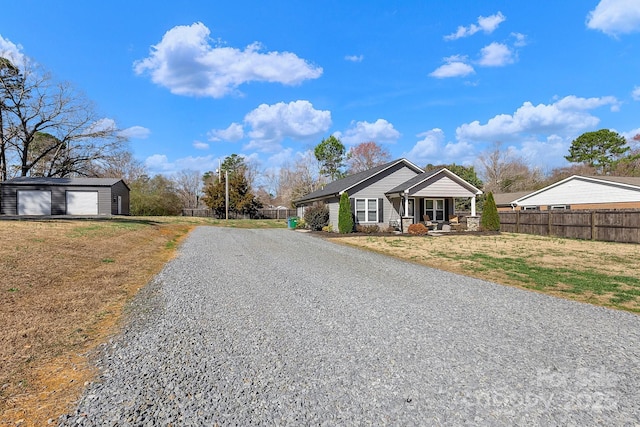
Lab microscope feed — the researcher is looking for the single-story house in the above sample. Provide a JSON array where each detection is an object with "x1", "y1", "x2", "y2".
[
  {"x1": 295, "y1": 158, "x2": 482, "y2": 231},
  {"x1": 0, "y1": 177, "x2": 130, "y2": 216},
  {"x1": 501, "y1": 175, "x2": 640, "y2": 211}
]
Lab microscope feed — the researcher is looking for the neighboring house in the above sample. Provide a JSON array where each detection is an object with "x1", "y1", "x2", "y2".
[
  {"x1": 507, "y1": 175, "x2": 640, "y2": 211},
  {"x1": 0, "y1": 177, "x2": 130, "y2": 216},
  {"x1": 494, "y1": 191, "x2": 535, "y2": 211},
  {"x1": 295, "y1": 158, "x2": 482, "y2": 231}
]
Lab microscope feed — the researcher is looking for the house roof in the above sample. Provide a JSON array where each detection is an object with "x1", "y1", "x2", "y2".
[
  {"x1": 2, "y1": 177, "x2": 127, "y2": 188},
  {"x1": 513, "y1": 175, "x2": 640, "y2": 205},
  {"x1": 385, "y1": 168, "x2": 483, "y2": 196},
  {"x1": 493, "y1": 191, "x2": 533, "y2": 207},
  {"x1": 295, "y1": 158, "x2": 423, "y2": 203}
]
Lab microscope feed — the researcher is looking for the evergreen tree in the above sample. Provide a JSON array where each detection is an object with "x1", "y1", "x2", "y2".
[
  {"x1": 314, "y1": 136, "x2": 346, "y2": 181},
  {"x1": 338, "y1": 192, "x2": 354, "y2": 233},
  {"x1": 481, "y1": 192, "x2": 500, "y2": 232},
  {"x1": 565, "y1": 129, "x2": 630, "y2": 174}
]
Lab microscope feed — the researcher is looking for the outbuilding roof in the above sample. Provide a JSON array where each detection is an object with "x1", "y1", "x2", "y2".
[{"x1": 2, "y1": 177, "x2": 128, "y2": 188}]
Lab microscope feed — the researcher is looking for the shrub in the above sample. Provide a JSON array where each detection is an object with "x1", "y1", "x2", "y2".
[
  {"x1": 338, "y1": 192, "x2": 354, "y2": 234},
  {"x1": 408, "y1": 223, "x2": 429, "y2": 235},
  {"x1": 356, "y1": 224, "x2": 380, "y2": 234},
  {"x1": 481, "y1": 192, "x2": 501, "y2": 231},
  {"x1": 303, "y1": 204, "x2": 329, "y2": 231},
  {"x1": 322, "y1": 224, "x2": 333, "y2": 232}
]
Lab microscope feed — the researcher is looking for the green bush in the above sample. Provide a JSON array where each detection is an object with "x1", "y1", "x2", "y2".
[
  {"x1": 338, "y1": 192, "x2": 354, "y2": 234},
  {"x1": 481, "y1": 192, "x2": 501, "y2": 231},
  {"x1": 304, "y1": 204, "x2": 329, "y2": 231}
]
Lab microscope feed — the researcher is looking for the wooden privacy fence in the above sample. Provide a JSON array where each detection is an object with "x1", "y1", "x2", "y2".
[
  {"x1": 499, "y1": 210, "x2": 640, "y2": 244},
  {"x1": 181, "y1": 208, "x2": 296, "y2": 219}
]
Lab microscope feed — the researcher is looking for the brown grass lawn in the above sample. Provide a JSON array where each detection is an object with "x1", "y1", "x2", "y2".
[
  {"x1": 331, "y1": 232, "x2": 640, "y2": 313},
  {"x1": 0, "y1": 216, "x2": 269, "y2": 426},
  {"x1": 1, "y1": 219, "x2": 638, "y2": 425}
]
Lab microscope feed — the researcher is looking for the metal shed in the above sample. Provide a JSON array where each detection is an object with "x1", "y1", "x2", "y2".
[{"x1": 0, "y1": 177, "x2": 130, "y2": 216}]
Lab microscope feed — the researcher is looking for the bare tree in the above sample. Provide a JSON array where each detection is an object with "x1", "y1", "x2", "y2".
[
  {"x1": 346, "y1": 141, "x2": 391, "y2": 173},
  {"x1": 0, "y1": 56, "x2": 126, "y2": 178},
  {"x1": 278, "y1": 153, "x2": 327, "y2": 207},
  {"x1": 173, "y1": 169, "x2": 202, "y2": 209},
  {"x1": 478, "y1": 142, "x2": 543, "y2": 193},
  {"x1": 96, "y1": 150, "x2": 147, "y2": 183}
]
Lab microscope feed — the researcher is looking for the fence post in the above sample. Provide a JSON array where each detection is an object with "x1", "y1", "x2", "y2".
[
  {"x1": 516, "y1": 210, "x2": 520, "y2": 233},
  {"x1": 547, "y1": 210, "x2": 552, "y2": 236},
  {"x1": 591, "y1": 211, "x2": 596, "y2": 240}
]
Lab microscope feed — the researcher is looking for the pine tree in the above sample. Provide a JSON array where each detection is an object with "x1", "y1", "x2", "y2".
[
  {"x1": 481, "y1": 192, "x2": 500, "y2": 232},
  {"x1": 338, "y1": 192, "x2": 353, "y2": 233}
]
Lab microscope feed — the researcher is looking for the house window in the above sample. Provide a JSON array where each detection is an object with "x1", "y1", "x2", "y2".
[
  {"x1": 425, "y1": 199, "x2": 445, "y2": 221},
  {"x1": 522, "y1": 206, "x2": 539, "y2": 211},
  {"x1": 355, "y1": 198, "x2": 378, "y2": 222},
  {"x1": 550, "y1": 205, "x2": 570, "y2": 210}
]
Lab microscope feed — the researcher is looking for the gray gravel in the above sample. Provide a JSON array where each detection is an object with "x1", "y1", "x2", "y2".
[{"x1": 59, "y1": 227, "x2": 640, "y2": 426}]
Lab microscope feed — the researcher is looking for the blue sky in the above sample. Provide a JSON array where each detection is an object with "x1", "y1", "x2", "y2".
[{"x1": 1, "y1": 0, "x2": 640, "y2": 179}]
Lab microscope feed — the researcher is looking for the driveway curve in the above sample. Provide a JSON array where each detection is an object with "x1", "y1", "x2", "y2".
[{"x1": 60, "y1": 227, "x2": 640, "y2": 426}]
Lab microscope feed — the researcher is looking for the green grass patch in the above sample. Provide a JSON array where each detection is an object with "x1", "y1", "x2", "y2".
[{"x1": 467, "y1": 252, "x2": 640, "y2": 309}]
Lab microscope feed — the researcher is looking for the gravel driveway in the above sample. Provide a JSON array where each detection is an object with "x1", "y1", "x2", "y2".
[{"x1": 60, "y1": 227, "x2": 640, "y2": 426}]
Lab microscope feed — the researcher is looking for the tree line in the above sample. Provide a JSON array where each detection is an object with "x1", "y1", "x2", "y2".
[{"x1": 2, "y1": 52, "x2": 638, "y2": 216}]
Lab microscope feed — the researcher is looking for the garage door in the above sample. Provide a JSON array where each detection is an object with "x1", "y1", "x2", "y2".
[
  {"x1": 17, "y1": 190, "x2": 52, "y2": 215},
  {"x1": 66, "y1": 191, "x2": 98, "y2": 215}
]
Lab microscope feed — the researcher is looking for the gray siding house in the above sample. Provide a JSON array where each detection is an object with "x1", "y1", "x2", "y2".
[
  {"x1": 295, "y1": 158, "x2": 482, "y2": 231},
  {"x1": 1, "y1": 177, "x2": 130, "y2": 216}
]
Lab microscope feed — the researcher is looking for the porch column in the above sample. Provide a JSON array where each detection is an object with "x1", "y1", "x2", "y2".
[
  {"x1": 404, "y1": 192, "x2": 409, "y2": 216},
  {"x1": 471, "y1": 195, "x2": 477, "y2": 217}
]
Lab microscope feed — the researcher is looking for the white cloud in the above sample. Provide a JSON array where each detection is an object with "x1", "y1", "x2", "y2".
[
  {"x1": 632, "y1": 86, "x2": 640, "y2": 100},
  {"x1": 430, "y1": 55, "x2": 475, "y2": 78},
  {"x1": 456, "y1": 95, "x2": 619, "y2": 143},
  {"x1": 477, "y1": 42, "x2": 514, "y2": 67},
  {"x1": 118, "y1": 126, "x2": 151, "y2": 139},
  {"x1": 88, "y1": 118, "x2": 117, "y2": 133},
  {"x1": 244, "y1": 100, "x2": 331, "y2": 152},
  {"x1": 208, "y1": 122, "x2": 244, "y2": 142},
  {"x1": 405, "y1": 129, "x2": 477, "y2": 166},
  {"x1": 193, "y1": 140, "x2": 209, "y2": 150},
  {"x1": 0, "y1": 35, "x2": 26, "y2": 69},
  {"x1": 587, "y1": 0, "x2": 640, "y2": 36},
  {"x1": 345, "y1": 54, "x2": 364, "y2": 62},
  {"x1": 144, "y1": 153, "x2": 221, "y2": 175},
  {"x1": 133, "y1": 22, "x2": 322, "y2": 98},
  {"x1": 444, "y1": 11, "x2": 506, "y2": 40},
  {"x1": 406, "y1": 129, "x2": 444, "y2": 163},
  {"x1": 511, "y1": 32, "x2": 527, "y2": 47},
  {"x1": 334, "y1": 119, "x2": 401, "y2": 145},
  {"x1": 144, "y1": 154, "x2": 173, "y2": 172}
]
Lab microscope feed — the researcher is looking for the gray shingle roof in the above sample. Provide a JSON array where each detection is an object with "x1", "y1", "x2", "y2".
[
  {"x1": 295, "y1": 158, "x2": 423, "y2": 203},
  {"x1": 493, "y1": 191, "x2": 534, "y2": 206},
  {"x1": 2, "y1": 177, "x2": 125, "y2": 187},
  {"x1": 583, "y1": 175, "x2": 640, "y2": 188}
]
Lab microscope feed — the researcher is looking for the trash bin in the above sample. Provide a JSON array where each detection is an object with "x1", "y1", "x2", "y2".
[{"x1": 287, "y1": 216, "x2": 299, "y2": 229}]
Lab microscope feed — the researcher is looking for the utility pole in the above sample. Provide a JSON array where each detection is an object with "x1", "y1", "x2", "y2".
[{"x1": 225, "y1": 169, "x2": 229, "y2": 221}]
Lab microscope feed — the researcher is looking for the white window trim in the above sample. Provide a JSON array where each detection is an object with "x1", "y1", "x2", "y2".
[
  {"x1": 355, "y1": 198, "x2": 379, "y2": 223},
  {"x1": 424, "y1": 198, "x2": 445, "y2": 221},
  {"x1": 550, "y1": 205, "x2": 569, "y2": 210}
]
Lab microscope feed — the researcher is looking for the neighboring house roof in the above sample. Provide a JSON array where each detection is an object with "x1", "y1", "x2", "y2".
[
  {"x1": 295, "y1": 158, "x2": 423, "y2": 203},
  {"x1": 2, "y1": 177, "x2": 127, "y2": 188},
  {"x1": 513, "y1": 175, "x2": 640, "y2": 206},
  {"x1": 385, "y1": 168, "x2": 482, "y2": 196},
  {"x1": 493, "y1": 191, "x2": 533, "y2": 207}
]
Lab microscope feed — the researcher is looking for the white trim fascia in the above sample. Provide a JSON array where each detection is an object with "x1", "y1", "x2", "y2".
[
  {"x1": 512, "y1": 175, "x2": 640, "y2": 205},
  {"x1": 405, "y1": 168, "x2": 483, "y2": 195}
]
